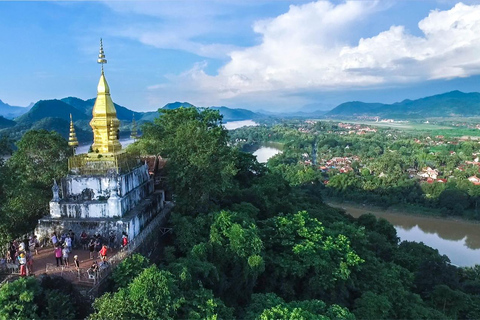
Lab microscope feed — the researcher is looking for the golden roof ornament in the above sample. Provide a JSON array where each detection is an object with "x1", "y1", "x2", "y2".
[
  {"x1": 98, "y1": 38, "x2": 107, "y2": 73},
  {"x1": 68, "y1": 113, "x2": 79, "y2": 150},
  {"x1": 89, "y1": 38, "x2": 122, "y2": 154}
]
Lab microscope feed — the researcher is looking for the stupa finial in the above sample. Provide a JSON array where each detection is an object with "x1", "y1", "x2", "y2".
[{"x1": 98, "y1": 38, "x2": 107, "y2": 74}]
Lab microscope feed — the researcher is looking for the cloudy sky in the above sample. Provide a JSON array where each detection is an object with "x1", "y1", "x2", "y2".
[{"x1": 0, "y1": 0, "x2": 480, "y2": 112}]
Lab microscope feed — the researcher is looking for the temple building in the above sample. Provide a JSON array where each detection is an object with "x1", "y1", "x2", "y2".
[{"x1": 35, "y1": 40, "x2": 165, "y2": 243}]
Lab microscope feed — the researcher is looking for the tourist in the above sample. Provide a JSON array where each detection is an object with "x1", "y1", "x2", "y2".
[
  {"x1": 54, "y1": 245, "x2": 63, "y2": 267},
  {"x1": 60, "y1": 233, "x2": 66, "y2": 245},
  {"x1": 65, "y1": 235, "x2": 72, "y2": 253},
  {"x1": 108, "y1": 232, "x2": 116, "y2": 250},
  {"x1": 73, "y1": 255, "x2": 80, "y2": 270},
  {"x1": 69, "y1": 229, "x2": 76, "y2": 248},
  {"x1": 23, "y1": 236, "x2": 29, "y2": 253},
  {"x1": 26, "y1": 251, "x2": 33, "y2": 276},
  {"x1": 62, "y1": 244, "x2": 69, "y2": 267},
  {"x1": 18, "y1": 253, "x2": 27, "y2": 276},
  {"x1": 121, "y1": 233, "x2": 128, "y2": 248},
  {"x1": 94, "y1": 237, "x2": 102, "y2": 253},
  {"x1": 8, "y1": 242, "x2": 16, "y2": 264},
  {"x1": 51, "y1": 232, "x2": 58, "y2": 247},
  {"x1": 99, "y1": 245, "x2": 108, "y2": 262},
  {"x1": 87, "y1": 260, "x2": 99, "y2": 280},
  {"x1": 88, "y1": 239, "x2": 95, "y2": 259},
  {"x1": 80, "y1": 231, "x2": 88, "y2": 250},
  {"x1": 29, "y1": 236, "x2": 36, "y2": 254},
  {"x1": 33, "y1": 235, "x2": 40, "y2": 255}
]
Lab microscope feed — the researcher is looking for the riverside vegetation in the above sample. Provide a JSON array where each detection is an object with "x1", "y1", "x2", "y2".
[
  {"x1": 1, "y1": 108, "x2": 480, "y2": 319},
  {"x1": 230, "y1": 120, "x2": 480, "y2": 219}
]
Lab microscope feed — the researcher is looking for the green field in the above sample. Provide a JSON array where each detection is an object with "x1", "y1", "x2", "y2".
[{"x1": 321, "y1": 119, "x2": 480, "y2": 137}]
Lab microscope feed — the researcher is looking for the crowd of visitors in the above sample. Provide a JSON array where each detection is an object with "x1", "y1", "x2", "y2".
[
  {"x1": 3, "y1": 236, "x2": 39, "y2": 276},
  {"x1": 2, "y1": 230, "x2": 129, "y2": 279}
]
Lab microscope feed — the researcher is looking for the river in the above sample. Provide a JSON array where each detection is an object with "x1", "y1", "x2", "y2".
[
  {"x1": 327, "y1": 202, "x2": 480, "y2": 267},
  {"x1": 223, "y1": 120, "x2": 258, "y2": 130},
  {"x1": 76, "y1": 138, "x2": 135, "y2": 154},
  {"x1": 253, "y1": 144, "x2": 282, "y2": 163},
  {"x1": 224, "y1": 120, "x2": 282, "y2": 163}
]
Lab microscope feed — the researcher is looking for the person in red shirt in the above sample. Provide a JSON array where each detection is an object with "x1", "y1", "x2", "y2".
[
  {"x1": 54, "y1": 245, "x2": 63, "y2": 267},
  {"x1": 99, "y1": 245, "x2": 108, "y2": 262}
]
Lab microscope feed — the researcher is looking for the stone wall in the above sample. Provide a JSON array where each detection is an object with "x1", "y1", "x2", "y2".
[
  {"x1": 51, "y1": 164, "x2": 155, "y2": 219},
  {"x1": 62, "y1": 164, "x2": 150, "y2": 201},
  {"x1": 36, "y1": 190, "x2": 165, "y2": 247}
]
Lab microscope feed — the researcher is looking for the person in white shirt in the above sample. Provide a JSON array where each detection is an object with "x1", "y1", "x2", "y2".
[
  {"x1": 65, "y1": 236, "x2": 72, "y2": 252},
  {"x1": 51, "y1": 233, "x2": 58, "y2": 247}
]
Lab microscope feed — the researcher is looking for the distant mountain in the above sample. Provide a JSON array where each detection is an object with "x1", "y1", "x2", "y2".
[
  {"x1": 0, "y1": 100, "x2": 31, "y2": 119},
  {"x1": 0, "y1": 116, "x2": 16, "y2": 129},
  {"x1": 211, "y1": 106, "x2": 259, "y2": 121},
  {"x1": 62, "y1": 97, "x2": 145, "y2": 122},
  {"x1": 300, "y1": 102, "x2": 333, "y2": 113},
  {"x1": 16, "y1": 100, "x2": 89, "y2": 124},
  {"x1": 161, "y1": 102, "x2": 266, "y2": 121},
  {"x1": 30, "y1": 117, "x2": 91, "y2": 142},
  {"x1": 326, "y1": 91, "x2": 480, "y2": 118},
  {"x1": 326, "y1": 101, "x2": 386, "y2": 117},
  {"x1": 61, "y1": 97, "x2": 93, "y2": 113},
  {"x1": 162, "y1": 102, "x2": 195, "y2": 110}
]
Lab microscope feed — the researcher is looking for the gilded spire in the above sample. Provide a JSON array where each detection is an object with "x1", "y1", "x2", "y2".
[
  {"x1": 98, "y1": 38, "x2": 107, "y2": 74},
  {"x1": 130, "y1": 113, "x2": 138, "y2": 141},
  {"x1": 90, "y1": 39, "x2": 122, "y2": 154},
  {"x1": 68, "y1": 114, "x2": 79, "y2": 151}
]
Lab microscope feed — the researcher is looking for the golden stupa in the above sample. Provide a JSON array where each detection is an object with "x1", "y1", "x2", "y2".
[
  {"x1": 68, "y1": 39, "x2": 138, "y2": 175},
  {"x1": 90, "y1": 39, "x2": 122, "y2": 154}
]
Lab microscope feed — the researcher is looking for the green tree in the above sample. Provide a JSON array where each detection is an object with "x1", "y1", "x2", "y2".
[
  {"x1": 244, "y1": 293, "x2": 354, "y2": 320},
  {"x1": 261, "y1": 211, "x2": 363, "y2": 299},
  {"x1": 6, "y1": 129, "x2": 69, "y2": 188},
  {"x1": 0, "y1": 277, "x2": 41, "y2": 320},
  {"x1": 0, "y1": 276, "x2": 79, "y2": 320},
  {"x1": 353, "y1": 291, "x2": 392, "y2": 320},
  {"x1": 0, "y1": 130, "x2": 69, "y2": 242},
  {"x1": 90, "y1": 265, "x2": 232, "y2": 320},
  {"x1": 143, "y1": 107, "x2": 237, "y2": 212},
  {"x1": 111, "y1": 253, "x2": 151, "y2": 290}
]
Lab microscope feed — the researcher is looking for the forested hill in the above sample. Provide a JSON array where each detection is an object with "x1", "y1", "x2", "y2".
[
  {"x1": 0, "y1": 99, "x2": 31, "y2": 119},
  {"x1": 0, "y1": 97, "x2": 268, "y2": 145},
  {"x1": 162, "y1": 102, "x2": 265, "y2": 121},
  {"x1": 326, "y1": 90, "x2": 480, "y2": 118},
  {"x1": 7, "y1": 98, "x2": 264, "y2": 127},
  {"x1": 0, "y1": 116, "x2": 15, "y2": 129}
]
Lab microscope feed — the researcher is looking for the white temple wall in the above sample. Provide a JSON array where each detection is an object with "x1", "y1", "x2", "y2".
[
  {"x1": 62, "y1": 165, "x2": 150, "y2": 201},
  {"x1": 37, "y1": 190, "x2": 165, "y2": 246}
]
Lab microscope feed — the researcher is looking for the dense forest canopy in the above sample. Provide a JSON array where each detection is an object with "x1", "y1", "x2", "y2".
[{"x1": 1, "y1": 109, "x2": 480, "y2": 319}]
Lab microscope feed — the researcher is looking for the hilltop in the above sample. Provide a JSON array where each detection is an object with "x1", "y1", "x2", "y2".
[
  {"x1": 326, "y1": 91, "x2": 480, "y2": 118},
  {"x1": 0, "y1": 97, "x2": 267, "y2": 144},
  {"x1": 0, "y1": 99, "x2": 31, "y2": 119}
]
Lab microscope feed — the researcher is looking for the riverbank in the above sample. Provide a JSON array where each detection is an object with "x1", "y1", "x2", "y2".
[
  {"x1": 326, "y1": 199, "x2": 480, "y2": 267},
  {"x1": 324, "y1": 198, "x2": 480, "y2": 224},
  {"x1": 325, "y1": 197, "x2": 480, "y2": 224}
]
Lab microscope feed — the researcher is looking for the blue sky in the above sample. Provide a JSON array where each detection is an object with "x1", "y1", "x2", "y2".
[{"x1": 0, "y1": 0, "x2": 479, "y2": 112}]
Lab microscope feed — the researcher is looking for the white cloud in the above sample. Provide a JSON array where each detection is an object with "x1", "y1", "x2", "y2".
[
  {"x1": 102, "y1": 1, "x2": 250, "y2": 59},
  {"x1": 147, "y1": 1, "x2": 480, "y2": 110}
]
